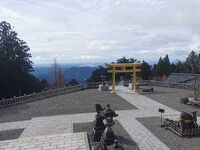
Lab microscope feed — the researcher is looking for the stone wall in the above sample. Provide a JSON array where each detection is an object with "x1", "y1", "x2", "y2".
[
  {"x1": 138, "y1": 80, "x2": 194, "y2": 90},
  {"x1": 0, "y1": 82, "x2": 99, "y2": 108}
]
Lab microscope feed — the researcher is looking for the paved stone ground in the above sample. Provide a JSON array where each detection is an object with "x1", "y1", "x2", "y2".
[
  {"x1": 0, "y1": 129, "x2": 24, "y2": 141},
  {"x1": 0, "y1": 132, "x2": 89, "y2": 150},
  {"x1": 139, "y1": 86, "x2": 200, "y2": 116},
  {"x1": 20, "y1": 112, "x2": 95, "y2": 138},
  {"x1": 0, "y1": 121, "x2": 29, "y2": 132},
  {"x1": 138, "y1": 116, "x2": 200, "y2": 150},
  {"x1": 73, "y1": 121, "x2": 139, "y2": 150},
  {"x1": 1, "y1": 86, "x2": 200, "y2": 150},
  {"x1": 19, "y1": 110, "x2": 132, "y2": 138},
  {"x1": 0, "y1": 89, "x2": 136, "y2": 123}
]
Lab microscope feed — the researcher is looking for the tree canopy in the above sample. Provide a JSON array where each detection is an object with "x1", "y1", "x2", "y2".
[
  {"x1": 140, "y1": 61, "x2": 151, "y2": 80},
  {"x1": 0, "y1": 21, "x2": 46, "y2": 99},
  {"x1": 88, "y1": 57, "x2": 152, "y2": 82},
  {"x1": 88, "y1": 66, "x2": 109, "y2": 82},
  {"x1": 185, "y1": 51, "x2": 200, "y2": 74},
  {"x1": 88, "y1": 52, "x2": 200, "y2": 82},
  {"x1": 69, "y1": 79, "x2": 79, "y2": 86}
]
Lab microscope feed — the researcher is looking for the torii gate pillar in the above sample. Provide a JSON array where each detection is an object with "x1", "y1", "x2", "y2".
[
  {"x1": 112, "y1": 67, "x2": 115, "y2": 93},
  {"x1": 133, "y1": 66, "x2": 136, "y2": 92}
]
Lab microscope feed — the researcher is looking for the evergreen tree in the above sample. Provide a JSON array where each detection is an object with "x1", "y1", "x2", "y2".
[
  {"x1": 185, "y1": 51, "x2": 200, "y2": 74},
  {"x1": 156, "y1": 57, "x2": 164, "y2": 76},
  {"x1": 162, "y1": 54, "x2": 171, "y2": 76},
  {"x1": 116, "y1": 57, "x2": 137, "y2": 80},
  {"x1": 153, "y1": 54, "x2": 171, "y2": 77},
  {"x1": 117, "y1": 57, "x2": 130, "y2": 63},
  {"x1": 140, "y1": 61, "x2": 151, "y2": 80},
  {"x1": 69, "y1": 79, "x2": 78, "y2": 86},
  {"x1": 171, "y1": 61, "x2": 185, "y2": 73},
  {"x1": 40, "y1": 79, "x2": 48, "y2": 90},
  {"x1": 170, "y1": 63, "x2": 176, "y2": 73},
  {"x1": 0, "y1": 21, "x2": 37, "y2": 98},
  {"x1": 88, "y1": 66, "x2": 109, "y2": 82},
  {"x1": 151, "y1": 64, "x2": 157, "y2": 77}
]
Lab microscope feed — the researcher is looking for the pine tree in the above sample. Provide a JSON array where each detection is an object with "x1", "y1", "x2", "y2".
[
  {"x1": 151, "y1": 64, "x2": 157, "y2": 77},
  {"x1": 156, "y1": 57, "x2": 164, "y2": 76},
  {"x1": 69, "y1": 79, "x2": 78, "y2": 86},
  {"x1": 140, "y1": 61, "x2": 151, "y2": 80},
  {"x1": 163, "y1": 54, "x2": 171, "y2": 76},
  {"x1": 89, "y1": 66, "x2": 109, "y2": 82}
]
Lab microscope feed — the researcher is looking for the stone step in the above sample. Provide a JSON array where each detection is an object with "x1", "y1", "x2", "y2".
[{"x1": 0, "y1": 132, "x2": 90, "y2": 150}]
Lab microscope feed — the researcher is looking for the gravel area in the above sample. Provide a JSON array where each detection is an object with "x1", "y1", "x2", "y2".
[
  {"x1": 137, "y1": 116, "x2": 200, "y2": 150},
  {"x1": 139, "y1": 86, "x2": 200, "y2": 116},
  {"x1": 73, "y1": 121, "x2": 139, "y2": 150},
  {"x1": 0, "y1": 129, "x2": 24, "y2": 141},
  {"x1": 0, "y1": 89, "x2": 136, "y2": 123}
]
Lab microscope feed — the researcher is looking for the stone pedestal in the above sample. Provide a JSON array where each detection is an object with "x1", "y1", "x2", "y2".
[
  {"x1": 128, "y1": 83, "x2": 132, "y2": 90},
  {"x1": 100, "y1": 126, "x2": 116, "y2": 146},
  {"x1": 100, "y1": 118, "x2": 116, "y2": 147},
  {"x1": 99, "y1": 84, "x2": 109, "y2": 91},
  {"x1": 128, "y1": 83, "x2": 139, "y2": 90}
]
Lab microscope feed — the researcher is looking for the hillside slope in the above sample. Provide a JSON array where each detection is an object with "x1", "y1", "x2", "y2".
[{"x1": 64, "y1": 67, "x2": 95, "y2": 83}]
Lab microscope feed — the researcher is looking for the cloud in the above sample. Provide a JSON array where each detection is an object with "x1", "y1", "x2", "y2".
[
  {"x1": 1, "y1": 0, "x2": 200, "y2": 64},
  {"x1": 31, "y1": 53, "x2": 109, "y2": 64},
  {"x1": 0, "y1": 6, "x2": 22, "y2": 19},
  {"x1": 73, "y1": 55, "x2": 105, "y2": 60}
]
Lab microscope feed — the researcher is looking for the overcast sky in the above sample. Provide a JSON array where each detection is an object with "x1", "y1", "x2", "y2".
[{"x1": 1, "y1": 0, "x2": 200, "y2": 64}]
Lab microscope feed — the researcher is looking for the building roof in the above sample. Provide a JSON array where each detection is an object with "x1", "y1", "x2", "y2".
[{"x1": 165, "y1": 73, "x2": 200, "y2": 85}]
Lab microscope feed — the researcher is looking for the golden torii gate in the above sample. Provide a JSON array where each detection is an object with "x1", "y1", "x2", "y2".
[{"x1": 106, "y1": 62, "x2": 143, "y2": 93}]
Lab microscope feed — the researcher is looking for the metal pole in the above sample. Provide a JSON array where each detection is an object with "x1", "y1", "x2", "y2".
[
  {"x1": 112, "y1": 67, "x2": 115, "y2": 93},
  {"x1": 54, "y1": 59, "x2": 57, "y2": 89}
]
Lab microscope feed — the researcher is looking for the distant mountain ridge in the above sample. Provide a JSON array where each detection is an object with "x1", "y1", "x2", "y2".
[
  {"x1": 32, "y1": 66, "x2": 95, "y2": 84},
  {"x1": 64, "y1": 67, "x2": 95, "y2": 83}
]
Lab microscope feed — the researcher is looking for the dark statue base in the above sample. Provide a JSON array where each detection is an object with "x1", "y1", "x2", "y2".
[
  {"x1": 93, "y1": 115, "x2": 106, "y2": 142},
  {"x1": 100, "y1": 127, "x2": 116, "y2": 146},
  {"x1": 100, "y1": 117, "x2": 117, "y2": 148}
]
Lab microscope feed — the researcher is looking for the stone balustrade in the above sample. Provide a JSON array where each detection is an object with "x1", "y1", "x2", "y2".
[
  {"x1": 0, "y1": 82, "x2": 99, "y2": 108},
  {"x1": 138, "y1": 80, "x2": 195, "y2": 89}
]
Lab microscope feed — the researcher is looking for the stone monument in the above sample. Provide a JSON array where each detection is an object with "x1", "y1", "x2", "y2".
[
  {"x1": 93, "y1": 104, "x2": 118, "y2": 143},
  {"x1": 92, "y1": 104, "x2": 124, "y2": 150}
]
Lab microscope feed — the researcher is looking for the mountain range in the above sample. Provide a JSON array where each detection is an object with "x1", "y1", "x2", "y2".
[
  {"x1": 64, "y1": 67, "x2": 95, "y2": 83},
  {"x1": 31, "y1": 65, "x2": 96, "y2": 84}
]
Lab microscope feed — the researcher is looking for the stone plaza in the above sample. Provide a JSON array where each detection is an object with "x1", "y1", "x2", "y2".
[{"x1": 0, "y1": 86, "x2": 200, "y2": 150}]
